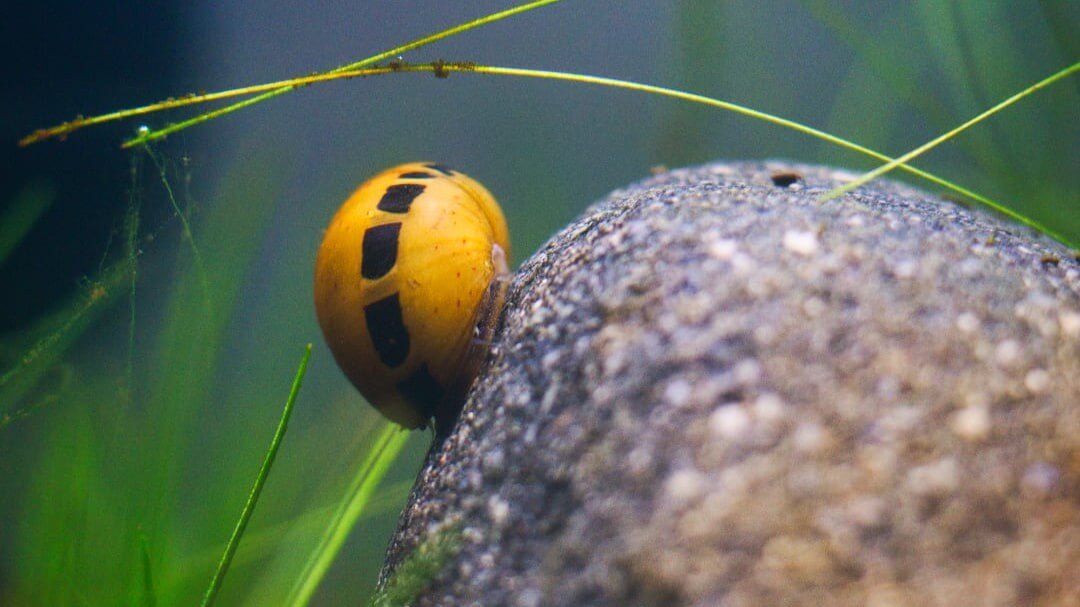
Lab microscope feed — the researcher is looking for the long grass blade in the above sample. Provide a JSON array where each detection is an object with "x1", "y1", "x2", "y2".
[
  {"x1": 0, "y1": 257, "x2": 133, "y2": 424},
  {"x1": 329, "y1": 63, "x2": 1038, "y2": 233},
  {"x1": 18, "y1": 0, "x2": 564, "y2": 147},
  {"x1": 285, "y1": 423, "x2": 411, "y2": 607},
  {"x1": 24, "y1": 61, "x2": 985, "y2": 211},
  {"x1": 200, "y1": 344, "x2": 313, "y2": 607},
  {"x1": 137, "y1": 530, "x2": 158, "y2": 607},
  {"x1": 19, "y1": 53, "x2": 1075, "y2": 247},
  {"x1": 0, "y1": 183, "x2": 55, "y2": 266},
  {"x1": 821, "y1": 62, "x2": 1079, "y2": 247}
]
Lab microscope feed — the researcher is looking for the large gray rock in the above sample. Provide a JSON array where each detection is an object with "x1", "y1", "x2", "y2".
[{"x1": 379, "y1": 161, "x2": 1080, "y2": 606}]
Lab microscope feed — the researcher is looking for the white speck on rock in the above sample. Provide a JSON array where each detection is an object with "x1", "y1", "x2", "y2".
[
  {"x1": 733, "y1": 359, "x2": 762, "y2": 385},
  {"x1": 516, "y1": 589, "x2": 542, "y2": 607},
  {"x1": 731, "y1": 252, "x2": 757, "y2": 276},
  {"x1": 955, "y1": 312, "x2": 979, "y2": 333},
  {"x1": 461, "y1": 525, "x2": 483, "y2": 544},
  {"x1": 792, "y1": 421, "x2": 831, "y2": 454},
  {"x1": 1060, "y1": 311, "x2": 1080, "y2": 337},
  {"x1": 905, "y1": 458, "x2": 960, "y2": 496},
  {"x1": 802, "y1": 296, "x2": 827, "y2": 318},
  {"x1": 993, "y1": 339, "x2": 1021, "y2": 367},
  {"x1": 950, "y1": 406, "x2": 991, "y2": 441},
  {"x1": 753, "y1": 393, "x2": 787, "y2": 422},
  {"x1": 665, "y1": 468, "x2": 707, "y2": 505},
  {"x1": 846, "y1": 496, "x2": 886, "y2": 529},
  {"x1": 876, "y1": 404, "x2": 923, "y2": 438},
  {"x1": 626, "y1": 447, "x2": 653, "y2": 480},
  {"x1": 709, "y1": 404, "x2": 751, "y2": 439},
  {"x1": 1024, "y1": 368, "x2": 1051, "y2": 394},
  {"x1": 754, "y1": 323, "x2": 779, "y2": 346},
  {"x1": 893, "y1": 259, "x2": 918, "y2": 279},
  {"x1": 664, "y1": 378, "x2": 693, "y2": 407},
  {"x1": 875, "y1": 375, "x2": 903, "y2": 400},
  {"x1": 541, "y1": 350, "x2": 560, "y2": 370},
  {"x1": 956, "y1": 257, "x2": 984, "y2": 277},
  {"x1": 783, "y1": 229, "x2": 819, "y2": 256},
  {"x1": 708, "y1": 238, "x2": 739, "y2": 260},
  {"x1": 488, "y1": 495, "x2": 510, "y2": 527},
  {"x1": 483, "y1": 448, "x2": 506, "y2": 476}
]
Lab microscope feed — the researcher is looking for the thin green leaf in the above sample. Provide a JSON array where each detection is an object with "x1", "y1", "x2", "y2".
[
  {"x1": 0, "y1": 182, "x2": 55, "y2": 266},
  {"x1": 119, "y1": 0, "x2": 564, "y2": 148},
  {"x1": 822, "y1": 62, "x2": 1080, "y2": 248},
  {"x1": 285, "y1": 423, "x2": 411, "y2": 607},
  {"x1": 0, "y1": 257, "x2": 133, "y2": 424},
  {"x1": 137, "y1": 530, "x2": 157, "y2": 607},
  {"x1": 200, "y1": 344, "x2": 313, "y2": 607}
]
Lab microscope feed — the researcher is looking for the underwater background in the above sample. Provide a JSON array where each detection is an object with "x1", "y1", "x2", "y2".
[{"x1": 2, "y1": 1, "x2": 1076, "y2": 604}]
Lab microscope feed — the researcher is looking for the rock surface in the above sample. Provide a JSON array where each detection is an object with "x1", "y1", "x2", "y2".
[{"x1": 380, "y1": 161, "x2": 1080, "y2": 606}]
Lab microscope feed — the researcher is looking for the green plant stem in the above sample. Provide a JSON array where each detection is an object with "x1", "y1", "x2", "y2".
[
  {"x1": 285, "y1": 423, "x2": 411, "y2": 607},
  {"x1": 821, "y1": 62, "x2": 1079, "y2": 246},
  {"x1": 377, "y1": 63, "x2": 1035, "y2": 235},
  {"x1": 351, "y1": 62, "x2": 1077, "y2": 246},
  {"x1": 200, "y1": 344, "x2": 313, "y2": 607},
  {"x1": 103, "y1": 59, "x2": 1071, "y2": 243},
  {"x1": 117, "y1": 0, "x2": 563, "y2": 148},
  {"x1": 0, "y1": 258, "x2": 133, "y2": 418},
  {"x1": 22, "y1": 30, "x2": 1074, "y2": 245},
  {"x1": 120, "y1": 61, "x2": 996, "y2": 212}
]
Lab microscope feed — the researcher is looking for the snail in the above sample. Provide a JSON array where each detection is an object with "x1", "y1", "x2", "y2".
[{"x1": 314, "y1": 163, "x2": 510, "y2": 434}]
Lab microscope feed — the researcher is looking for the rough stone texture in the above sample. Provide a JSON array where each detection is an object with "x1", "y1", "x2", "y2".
[{"x1": 380, "y1": 161, "x2": 1080, "y2": 606}]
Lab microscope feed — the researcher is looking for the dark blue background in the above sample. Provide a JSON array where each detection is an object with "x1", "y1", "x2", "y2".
[{"x1": 1, "y1": 2, "x2": 190, "y2": 333}]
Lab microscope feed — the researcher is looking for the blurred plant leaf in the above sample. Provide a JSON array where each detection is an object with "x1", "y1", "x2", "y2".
[
  {"x1": 0, "y1": 256, "x2": 133, "y2": 427},
  {"x1": 0, "y1": 182, "x2": 55, "y2": 266}
]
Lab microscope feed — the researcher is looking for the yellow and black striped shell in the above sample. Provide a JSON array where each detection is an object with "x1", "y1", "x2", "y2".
[{"x1": 314, "y1": 162, "x2": 510, "y2": 431}]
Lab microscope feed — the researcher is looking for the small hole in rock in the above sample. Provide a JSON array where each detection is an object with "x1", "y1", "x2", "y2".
[{"x1": 770, "y1": 171, "x2": 802, "y2": 188}]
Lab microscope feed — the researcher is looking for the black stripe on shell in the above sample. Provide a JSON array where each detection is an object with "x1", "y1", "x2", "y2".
[
  {"x1": 364, "y1": 293, "x2": 410, "y2": 367},
  {"x1": 423, "y1": 163, "x2": 455, "y2": 176},
  {"x1": 377, "y1": 184, "x2": 426, "y2": 213},
  {"x1": 361, "y1": 222, "x2": 402, "y2": 280}
]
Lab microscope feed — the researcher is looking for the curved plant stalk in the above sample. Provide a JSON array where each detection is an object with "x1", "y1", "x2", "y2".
[
  {"x1": 18, "y1": 0, "x2": 564, "y2": 148},
  {"x1": 0, "y1": 257, "x2": 134, "y2": 422},
  {"x1": 200, "y1": 344, "x2": 313, "y2": 607},
  {"x1": 17, "y1": 2, "x2": 1075, "y2": 243},
  {"x1": 285, "y1": 423, "x2": 411, "y2": 607},
  {"x1": 822, "y1": 62, "x2": 1079, "y2": 247},
  {"x1": 33, "y1": 59, "x2": 1065, "y2": 245}
]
